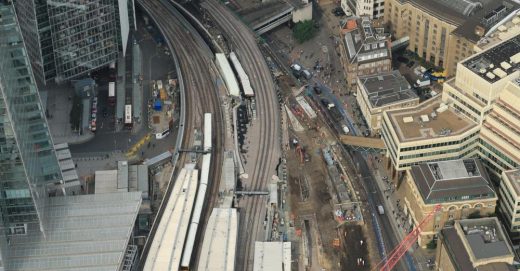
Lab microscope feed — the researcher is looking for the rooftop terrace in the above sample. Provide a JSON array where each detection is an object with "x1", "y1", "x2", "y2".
[
  {"x1": 386, "y1": 97, "x2": 478, "y2": 143},
  {"x1": 358, "y1": 70, "x2": 418, "y2": 108},
  {"x1": 463, "y1": 35, "x2": 520, "y2": 82}
]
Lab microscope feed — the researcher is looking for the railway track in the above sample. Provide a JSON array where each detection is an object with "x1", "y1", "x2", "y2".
[
  {"x1": 137, "y1": 0, "x2": 224, "y2": 268},
  {"x1": 201, "y1": 1, "x2": 281, "y2": 270}
]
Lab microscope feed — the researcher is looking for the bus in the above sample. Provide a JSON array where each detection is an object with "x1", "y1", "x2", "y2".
[
  {"x1": 124, "y1": 104, "x2": 132, "y2": 129},
  {"x1": 108, "y1": 82, "x2": 116, "y2": 106}
]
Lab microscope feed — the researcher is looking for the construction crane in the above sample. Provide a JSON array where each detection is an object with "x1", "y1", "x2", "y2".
[{"x1": 374, "y1": 204, "x2": 442, "y2": 271}]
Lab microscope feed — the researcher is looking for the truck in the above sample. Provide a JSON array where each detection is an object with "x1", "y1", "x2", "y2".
[
  {"x1": 415, "y1": 79, "x2": 431, "y2": 88},
  {"x1": 377, "y1": 205, "x2": 385, "y2": 215}
]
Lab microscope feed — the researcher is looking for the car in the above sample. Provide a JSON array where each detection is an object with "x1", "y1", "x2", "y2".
[
  {"x1": 396, "y1": 56, "x2": 409, "y2": 63},
  {"x1": 313, "y1": 84, "x2": 322, "y2": 95},
  {"x1": 320, "y1": 99, "x2": 330, "y2": 107},
  {"x1": 334, "y1": 10, "x2": 345, "y2": 16}
]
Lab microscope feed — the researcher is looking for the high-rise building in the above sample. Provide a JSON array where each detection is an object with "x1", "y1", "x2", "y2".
[
  {"x1": 499, "y1": 169, "x2": 520, "y2": 241},
  {"x1": 0, "y1": 2, "x2": 63, "y2": 232},
  {"x1": 381, "y1": 34, "x2": 520, "y2": 181},
  {"x1": 384, "y1": 0, "x2": 519, "y2": 76},
  {"x1": 13, "y1": 0, "x2": 133, "y2": 83}
]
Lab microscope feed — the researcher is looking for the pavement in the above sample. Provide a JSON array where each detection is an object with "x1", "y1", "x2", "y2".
[{"x1": 44, "y1": 83, "x2": 95, "y2": 145}]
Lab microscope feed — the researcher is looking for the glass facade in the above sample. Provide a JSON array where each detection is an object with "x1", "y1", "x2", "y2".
[
  {"x1": 47, "y1": 0, "x2": 119, "y2": 81},
  {"x1": 0, "y1": 4, "x2": 62, "y2": 231},
  {"x1": 13, "y1": 0, "x2": 122, "y2": 83}
]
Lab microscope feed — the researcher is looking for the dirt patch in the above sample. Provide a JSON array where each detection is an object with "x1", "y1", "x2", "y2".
[{"x1": 340, "y1": 224, "x2": 371, "y2": 270}]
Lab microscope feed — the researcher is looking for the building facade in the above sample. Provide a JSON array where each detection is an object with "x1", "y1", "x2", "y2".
[
  {"x1": 400, "y1": 159, "x2": 497, "y2": 247},
  {"x1": 0, "y1": 3, "x2": 63, "y2": 233},
  {"x1": 342, "y1": 0, "x2": 385, "y2": 19},
  {"x1": 338, "y1": 17, "x2": 392, "y2": 87},
  {"x1": 356, "y1": 70, "x2": 418, "y2": 134},
  {"x1": 498, "y1": 169, "x2": 520, "y2": 240},
  {"x1": 384, "y1": 0, "x2": 519, "y2": 76},
  {"x1": 382, "y1": 34, "x2": 520, "y2": 181},
  {"x1": 13, "y1": 0, "x2": 133, "y2": 83}
]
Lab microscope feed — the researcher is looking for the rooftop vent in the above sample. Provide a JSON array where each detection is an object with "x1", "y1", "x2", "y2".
[
  {"x1": 500, "y1": 61, "x2": 512, "y2": 70},
  {"x1": 403, "y1": 116, "x2": 414, "y2": 123},
  {"x1": 420, "y1": 115, "x2": 430, "y2": 122},
  {"x1": 493, "y1": 68, "x2": 507, "y2": 78},
  {"x1": 437, "y1": 104, "x2": 448, "y2": 113},
  {"x1": 479, "y1": 68, "x2": 487, "y2": 74},
  {"x1": 486, "y1": 72, "x2": 496, "y2": 79}
]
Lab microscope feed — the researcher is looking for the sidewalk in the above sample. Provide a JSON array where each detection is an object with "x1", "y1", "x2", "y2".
[{"x1": 44, "y1": 83, "x2": 95, "y2": 145}]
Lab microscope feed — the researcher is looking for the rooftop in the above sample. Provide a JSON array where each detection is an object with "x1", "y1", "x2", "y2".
[
  {"x1": 6, "y1": 192, "x2": 142, "y2": 271},
  {"x1": 386, "y1": 97, "x2": 478, "y2": 143},
  {"x1": 342, "y1": 17, "x2": 391, "y2": 64},
  {"x1": 441, "y1": 218, "x2": 514, "y2": 270},
  {"x1": 198, "y1": 208, "x2": 238, "y2": 271},
  {"x1": 475, "y1": 11, "x2": 520, "y2": 51},
  {"x1": 399, "y1": 0, "x2": 519, "y2": 42},
  {"x1": 358, "y1": 70, "x2": 418, "y2": 108},
  {"x1": 463, "y1": 34, "x2": 520, "y2": 82},
  {"x1": 410, "y1": 158, "x2": 496, "y2": 203},
  {"x1": 503, "y1": 169, "x2": 520, "y2": 196},
  {"x1": 253, "y1": 242, "x2": 291, "y2": 271}
]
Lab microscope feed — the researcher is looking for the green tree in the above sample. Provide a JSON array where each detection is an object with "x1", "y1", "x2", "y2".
[{"x1": 293, "y1": 20, "x2": 315, "y2": 43}]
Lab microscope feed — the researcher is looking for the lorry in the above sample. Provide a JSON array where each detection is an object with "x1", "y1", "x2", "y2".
[
  {"x1": 291, "y1": 64, "x2": 302, "y2": 77},
  {"x1": 377, "y1": 205, "x2": 385, "y2": 215},
  {"x1": 415, "y1": 78, "x2": 431, "y2": 88}
]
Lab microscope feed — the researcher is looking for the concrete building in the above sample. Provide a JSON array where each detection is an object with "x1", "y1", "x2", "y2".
[
  {"x1": 342, "y1": 0, "x2": 385, "y2": 19},
  {"x1": 384, "y1": 0, "x2": 519, "y2": 76},
  {"x1": 339, "y1": 17, "x2": 392, "y2": 87},
  {"x1": 400, "y1": 158, "x2": 497, "y2": 247},
  {"x1": 443, "y1": 35, "x2": 520, "y2": 178},
  {"x1": 356, "y1": 70, "x2": 418, "y2": 134},
  {"x1": 382, "y1": 34, "x2": 520, "y2": 181},
  {"x1": 436, "y1": 217, "x2": 515, "y2": 271},
  {"x1": 498, "y1": 169, "x2": 520, "y2": 241},
  {"x1": 382, "y1": 96, "x2": 480, "y2": 177},
  {"x1": 13, "y1": 0, "x2": 134, "y2": 83}
]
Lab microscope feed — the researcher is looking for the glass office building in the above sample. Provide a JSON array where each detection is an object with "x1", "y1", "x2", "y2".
[{"x1": 0, "y1": 3, "x2": 62, "y2": 233}]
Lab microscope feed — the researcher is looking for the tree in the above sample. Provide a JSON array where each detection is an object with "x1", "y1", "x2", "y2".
[{"x1": 293, "y1": 20, "x2": 315, "y2": 44}]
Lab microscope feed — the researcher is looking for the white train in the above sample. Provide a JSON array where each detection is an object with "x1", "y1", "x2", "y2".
[
  {"x1": 181, "y1": 113, "x2": 212, "y2": 270},
  {"x1": 229, "y1": 51, "x2": 254, "y2": 97}
]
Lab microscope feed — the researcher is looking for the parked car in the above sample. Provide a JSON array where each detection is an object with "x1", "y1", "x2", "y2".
[{"x1": 313, "y1": 84, "x2": 322, "y2": 95}]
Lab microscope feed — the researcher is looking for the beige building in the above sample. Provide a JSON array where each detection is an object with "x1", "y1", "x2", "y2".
[
  {"x1": 499, "y1": 169, "x2": 520, "y2": 241},
  {"x1": 382, "y1": 34, "x2": 520, "y2": 181},
  {"x1": 384, "y1": 0, "x2": 519, "y2": 76},
  {"x1": 356, "y1": 70, "x2": 418, "y2": 134},
  {"x1": 436, "y1": 217, "x2": 515, "y2": 271},
  {"x1": 400, "y1": 158, "x2": 496, "y2": 247},
  {"x1": 342, "y1": 0, "x2": 385, "y2": 19},
  {"x1": 338, "y1": 17, "x2": 392, "y2": 87}
]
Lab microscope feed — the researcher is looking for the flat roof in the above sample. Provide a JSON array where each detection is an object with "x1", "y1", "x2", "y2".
[
  {"x1": 253, "y1": 242, "x2": 291, "y2": 271},
  {"x1": 143, "y1": 167, "x2": 199, "y2": 271},
  {"x1": 410, "y1": 158, "x2": 495, "y2": 203},
  {"x1": 504, "y1": 169, "x2": 520, "y2": 196},
  {"x1": 463, "y1": 35, "x2": 520, "y2": 83},
  {"x1": 441, "y1": 218, "x2": 513, "y2": 270},
  {"x1": 6, "y1": 192, "x2": 142, "y2": 271},
  {"x1": 476, "y1": 12, "x2": 520, "y2": 51},
  {"x1": 358, "y1": 70, "x2": 418, "y2": 108},
  {"x1": 197, "y1": 208, "x2": 238, "y2": 271},
  {"x1": 386, "y1": 97, "x2": 478, "y2": 143},
  {"x1": 238, "y1": 0, "x2": 293, "y2": 28}
]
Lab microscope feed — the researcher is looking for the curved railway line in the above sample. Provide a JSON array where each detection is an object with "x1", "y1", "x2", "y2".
[
  {"x1": 202, "y1": 1, "x2": 281, "y2": 269},
  {"x1": 137, "y1": 0, "x2": 224, "y2": 268}
]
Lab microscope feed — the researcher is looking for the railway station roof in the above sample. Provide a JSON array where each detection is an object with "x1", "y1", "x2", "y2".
[
  {"x1": 253, "y1": 242, "x2": 291, "y2": 271},
  {"x1": 5, "y1": 192, "x2": 142, "y2": 271},
  {"x1": 197, "y1": 208, "x2": 238, "y2": 271}
]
